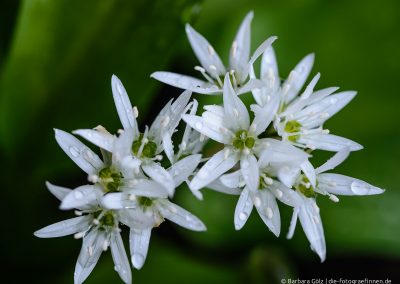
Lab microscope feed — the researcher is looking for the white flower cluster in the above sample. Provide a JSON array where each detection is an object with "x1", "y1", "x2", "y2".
[{"x1": 35, "y1": 11, "x2": 384, "y2": 284}]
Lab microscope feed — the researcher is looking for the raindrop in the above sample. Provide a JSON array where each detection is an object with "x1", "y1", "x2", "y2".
[
  {"x1": 185, "y1": 215, "x2": 193, "y2": 222},
  {"x1": 350, "y1": 181, "x2": 367, "y2": 195},
  {"x1": 114, "y1": 265, "x2": 120, "y2": 272},
  {"x1": 195, "y1": 122, "x2": 203, "y2": 130},
  {"x1": 266, "y1": 207, "x2": 273, "y2": 219},
  {"x1": 330, "y1": 97, "x2": 337, "y2": 104},
  {"x1": 74, "y1": 191, "x2": 84, "y2": 199},
  {"x1": 254, "y1": 197, "x2": 261, "y2": 207},
  {"x1": 131, "y1": 254, "x2": 144, "y2": 269},
  {"x1": 239, "y1": 212, "x2": 248, "y2": 221},
  {"x1": 69, "y1": 146, "x2": 80, "y2": 157}
]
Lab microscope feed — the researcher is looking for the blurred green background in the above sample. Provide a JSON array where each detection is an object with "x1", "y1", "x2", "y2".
[{"x1": 1, "y1": 0, "x2": 399, "y2": 283}]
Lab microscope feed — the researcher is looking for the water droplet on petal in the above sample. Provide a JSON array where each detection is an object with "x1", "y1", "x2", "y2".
[
  {"x1": 350, "y1": 181, "x2": 367, "y2": 195},
  {"x1": 74, "y1": 190, "x2": 84, "y2": 199},
  {"x1": 330, "y1": 97, "x2": 337, "y2": 104},
  {"x1": 185, "y1": 215, "x2": 193, "y2": 222},
  {"x1": 195, "y1": 122, "x2": 203, "y2": 130},
  {"x1": 114, "y1": 265, "x2": 120, "y2": 272},
  {"x1": 239, "y1": 212, "x2": 248, "y2": 221},
  {"x1": 266, "y1": 207, "x2": 273, "y2": 219},
  {"x1": 131, "y1": 253, "x2": 144, "y2": 269},
  {"x1": 254, "y1": 197, "x2": 261, "y2": 207},
  {"x1": 69, "y1": 146, "x2": 80, "y2": 157}
]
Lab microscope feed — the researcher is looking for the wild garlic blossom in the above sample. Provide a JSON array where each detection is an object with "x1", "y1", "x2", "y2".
[
  {"x1": 36, "y1": 10, "x2": 385, "y2": 283},
  {"x1": 151, "y1": 11, "x2": 277, "y2": 95}
]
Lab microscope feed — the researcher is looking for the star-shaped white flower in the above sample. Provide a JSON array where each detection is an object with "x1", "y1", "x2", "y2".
[
  {"x1": 151, "y1": 11, "x2": 277, "y2": 95},
  {"x1": 183, "y1": 73, "x2": 280, "y2": 192},
  {"x1": 34, "y1": 182, "x2": 133, "y2": 284},
  {"x1": 251, "y1": 46, "x2": 362, "y2": 152},
  {"x1": 74, "y1": 75, "x2": 193, "y2": 196},
  {"x1": 285, "y1": 148, "x2": 384, "y2": 261}
]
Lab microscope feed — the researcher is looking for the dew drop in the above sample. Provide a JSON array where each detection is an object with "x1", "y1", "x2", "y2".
[
  {"x1": 330, "y1": 97, "x2": 337, "y2": 104},
  {"x1": 254, "y1": 197, "x2": 261, "y2": 207},
  {"x1": 131, "y1": 254, "x2": 144, "y2": 269},
  {"x1": 74, "y1": 190, "x2": 84, "y2": 199},
  {"x1": 185, "y1": 215, "x2": 193, "y2": 222},
  {"x1": 69, "y1": 146, "x2": 80, "y2": 157},
  {"x1": 350, "y1": 181, "x2": 367, "y2": 195},
  {"x1": 114, "y1": 265, "x2": 121, "y2": 272},
  {"x1": 266, "y1": 207, "x2": 273, "y2": 219},
  {"x1": 239, "y1": 212, "x2": 248, "y2": 221},
  {"x1": 195, "y1": 122, "x2": 203, "y2": 130}
]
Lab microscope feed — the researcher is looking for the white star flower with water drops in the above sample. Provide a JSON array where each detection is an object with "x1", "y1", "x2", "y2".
[
  {"x1": 285, "y1": 148, "x2": 384, "y2": 261},
  {"x1": 251, "y1": 46, "x2": 363, "y2": 152},
  {"x1": 151, "y1": 12, "x2": 277, "y2": 95}
]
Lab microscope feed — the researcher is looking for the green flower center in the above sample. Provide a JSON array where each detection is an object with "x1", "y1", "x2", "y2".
[
  {"x1": 132, "y1": 133, "x2": 157, "y2": 158},
  {"x1": 232, "y1": 130, "x2": 255, "y2": 150},
  {"x1": 93, "y1": 210, "x2": 116, "y2": 229},
  {"x1": 98, "y1": 167, "x2": 123, "y2": 193},
  {"x1": 295, "y1": 175, "x2": 316, "y2": 198},
  {"x1": 138, "y1": 197, "x2": 153, "y2": 208},
  {"x1": 284, "y1": 120, "x2": 302, "y2": 142}
]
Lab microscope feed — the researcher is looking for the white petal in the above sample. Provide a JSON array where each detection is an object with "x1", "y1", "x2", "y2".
[
  {"x1": 129, "y1": 228, "x2": 151, "y2": 270},
  {"x1": 182, "y1": 114, "x2": 231, "y2": 144},
  {"x1": 305, "y1": 87, "x2": 340, "y2": 106},
  {"x1": 162, "y1": 132, "x2": 174, "y2": 163},
  {"x1": 157, "y1": 199, "x2": 206, "y2": 231},
  {"x1": 119, "y1": 209, "x2": 157, "y2": 230},
  {"x1": 220, "y1": 170, "x2": 242, "y2": 188},
  {"x1": 142, "y1": 162, "x2": 175, "y2": 196},
  {"x1": 298, "y1": 198, "x2": 326, "y2": 262},
  {"x1": 234, "y1": 187, "x2": 253, "y2": 230},
  {"x1": 287, "y1": 208, "x2": 299, "y2": 239},
  {"x1": 317, "y1": 173, "x2": 384, "y2": 196},
  {"x1": 54, "y1": 129, "x2": 103, "y2": 175},
  {"x1": 185, "y1": 24, "x2": 226, "y2": 77},
  {"x1": 250, "y1": 101, "x2": 278, "y2": 136},
  {"x1": 150, "y1": 72, "x2": 220, "y2": 94},
  {"x1": 236, "y1": 78, "x2": 265, "y2": 95},
  {"x1": 60, "y1": 185, "x2": 103, "y2": 210},
  {"x1": 111, "y1": 75, "x2": 139, "y2": 134},
  {"x1": 283, "y1": 53, "x2": 315, "y2": 103},
  {"x1": 248, "y1": 36, "x2": 278, "y2": 67},
  {"x1": 261, "y1": 46, "x2": 279, "y2": 85},
  {"x1": 240, "y1": 154, "x2": 259, "y2": 191},
  {"x1": 223, "y1": 73, "x2": 250, "y2": 130},
  {"x1": 298, "y1": 134, "x2": 363, "y2": 152},
  {"x1": 168, "y1": 154, "x2": 202, "y2": 187},
  {"x1": 277, "y1": 165, "x2": 301, "y2": 188},
  {"x1": 207, "y1": 179, "x2": 241, "y2": 195},
  {"x1": 73, "y1": 129, "x2": 115, "y2": 152},
  {"x1": 301, "y1": 160, "x2": 316, "y2": 188},
  {"x1": 270, "y1": 181, "x2": 303, "y2": 207},
  {"x1": 230, "y1": 11, "x2": 252, "y2": 82},
  {"x1": 315, "y1": 148, "x2": 350, "y2": 174},
  {"x1": 102, "y1": 192, "x2": 138, "y2": 209},
  {"x1": 190, "y1": 149, "x2": 239, "y2": 191},
  {"x1": 110, "y1": 231, "x2": 132, "y2": 283},
  {"x1": 34, "y1": 216, "x2": 91, "y2": 238},
  {"x1": 74, "y1": 228, "x2": 106, "y2": 284},
  {"x1": 46, "y1": 181, "x2": 71, "y2": 201},
  {"x1": 252, "y1": 189, "x2": 281, "y2": 236}
]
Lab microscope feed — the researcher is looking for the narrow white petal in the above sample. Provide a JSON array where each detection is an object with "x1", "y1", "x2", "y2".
[
  {"x1": 207, "y1": 179, "x2": 241, "y2": 195},
  {"x1": 305, "y1": 87, "x2": 340, "y2": 106},
  {"x1": 315, "y1": 148, "x2": 350, "y2": 174},
  {"x1": 54, "y1": 129, "x2": 103, "y2": 175},
  {"x1": 102, "y1": 192, "x2": 138, "y2": 209},
  {"x1": 230, "y1": 11, "x2": 253, "y2": 82},
  {"x1": 252, "y1": 190, "x2": 281, "y2": 236},
  {"x1": 223, "y1": 73, "x2": 250, "y2": 130},
  {"x1": 236, "y1": 78, "x2": 265, "y2": 95},
  {"x1": 283, "y1": 53, "x2": 315, "y2": 103},
  {"x1": 234, "y1": 187, "x2": 253, "y2": 230},
  {"x1": 168, "y1": 90, "x2": 193, "y2": 132},
  {"x1": 317, "y1": 173, "x2": 384, "y2": 196},
  {"x1": 301, "y1": 160, "x2": 316, "y2": 188},
  {"x1": 162, "y1": 133, "x2": 174, "y2": 163},
  {"x1": 129, "y1": 228, "x2": 152, "y2": 270},
  {"x1": 34, "y1": 216, "x2": 91, "y2": 238},
  {"x1": 111, "y1": 75, "x2": 139, "y2": 134},
  {"x1": 190, "y1": 149, "x2": 239, "y2": 191},
  {"x1": 250, "y1": 100, "x2": 279, "y2": 136},
  {"x1": 185, "y1": 24, "x2": 226, "y2": 77},
  {"x1": 110, "y1": 231, "x2": 132, "y2": 283},
  {"x1": 270, "y1": 181, "x2": 303, "y2": 207},
  {"x1": 46, "y1": 181, "x2": 71, "y2": 201},
  {"x1": 298, "y1": 134, "x2": 363, "y2": 152},
  {"x1": 120, "y1": 209, "x2": 157, "y2": 230},
  {"x1": 182, "y1": 114, "x2": 231, "y2": 144},
  {"x1": 240, "y1": 154, "x2": 259, "y2": 191},
  {"x1": 298, "y1": 198, "x2": 326, "y2": 262},
  {"x1": 142, "y1": 162, "x2": 175, "y2": 196},
  {"x1": 157, "y1": 199, "x2": 206, "y2": 231},
  {"x1": 168, "y1": 154, "x2": 202, "y2": 187},
  {"x1": 73, "y1": 129, "x2": 115, "y2": 152},
  {"x1": 261, "y1": 46, "x2": 279, "y2": 84},
  {"x1": 150, "y1": 72, "x2": 220, "y2": 94},
  {"x1": 60, "y1": 185, "x2": 103, "y2": 210},
  {"x1": 287, "y1": 208, "x2": 299, "y2": 239},
  {"x1": 75, "y1": 229, "x2": 106, "y2": 284},
  {"x1": 220, "y1": 170, "x2": 242, "y2": 188}
]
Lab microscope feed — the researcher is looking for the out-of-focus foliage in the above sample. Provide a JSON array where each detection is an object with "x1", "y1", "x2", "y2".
[{"x1": 0, "y1": 0, "x2": 399, "y2": 283}]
